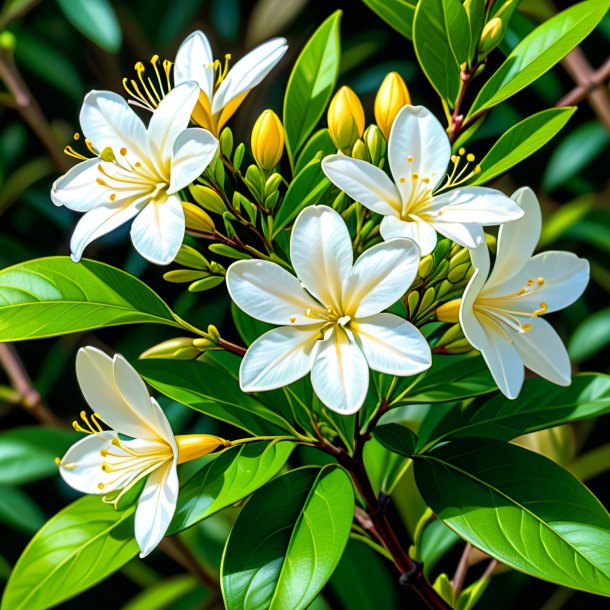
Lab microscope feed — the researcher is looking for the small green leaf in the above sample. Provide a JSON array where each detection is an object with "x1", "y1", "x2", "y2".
[
  {"x1": 569, "y1": 309, "x2": 610, "y2": 362},
  {"x1": 0, "y1": 426, "x2": 78, "y2": 485},
  {"x1": 373, "y1": 423, "x2": 418, "y2": 457},
  {"x1": 56, "y1": 0, "x2": 122, "y2": 53},
  {"x1": 221, "y1": 465, "x2": 354, "y2": 610},
  {"x1": 295, "y1": 128, "x2": 336, "y2": 175},
  {"x1": 423, "y1": 374, "x2": 610, "y2": 448},
  {"x1": 471, "y1": 107, "x2": 576, "y2": 185},
  {"x1": 0, "y1": 486, "x2": 45, "y2": 534},
  {"x1": 361, "y1": 0, "x2": 416, "y2": 40},
  {"x1": 468, "y1": 0, "x2": 610, "y2": 116},
  {"x1": 169, "y1": 441, "x2": 295, "y2": 534},
  {"x1": 2, "y1": 496, "x2": 138, "y2": 610},
  {"x1": 283, "y1": 11, "x2": 341, "y2": 165},
  {"x1": 414, "y1": 439, "x2": 610, "y2": 595},
  {"x1": 273, "y1": 159, "x2": 330, "y2": 236},
  {"x1": 0, "y1": 257, "x2": 182, "y2": 341}
]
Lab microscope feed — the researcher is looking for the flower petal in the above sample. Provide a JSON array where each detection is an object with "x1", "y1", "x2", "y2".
[
  {"x1": 173, "y1": 30, "x2": 215, "y2": 100},
  {"x1": 130, "y1": 195, "x2": 185, "y2": 265},
  {"x1": 168, "y1": 127, "x2": 218, "y2": 194},
  {"x1": 51, "y1": 158, "x2": 108, "y2": 211},
  {"x1": 240, "y1": 326, "x2": 322, "y2": 391},
  {"x1": 135, "y1": 460, "x2": 178, "y2": 557},
  {"x1": 80, "y1": 90, "x2": 148, "y2": 160},
  {"x1": 429, "y1": 220, "x2": 484, "y2": 249},
  {"x1": 211, "y1": 38, "x2": 288, "y2": 115},
  {"x1": 343, "y1": 238, "x2": 419, "y2": 317},
  {"x1": 388, "y1": 105, "x2": 450, "y2": 198},
  {"x1": 352, "y1": 313, "x2": 431, "y2": 376},
  {"x1": 310, "y1": 330, "x2": 369, "y2": 414},
  {"x1": 70, "y1": 201, "x2": 142, "y2": 262},
  {"x1": 511, "y1": 317, "x2": 571, "y2": 386},
  {"x1": 380, "y1": 215, "x2": 437, "y2": 255},
  {"x1": 59, "y1": 431, "x2": 116, "y2": 494},
  {"x1": 290, "y1": 206, "x2": 353, "y2": 308},
  {"x1": 226, "y1": 260, "x2": 324, "y2": 326},
  {"x1": 460, "y1": 243, "x2": 491, "y2": 320},
  {"x1": 321, "y1": 155, "x2": 402, "y2": 216},
  {"x1": 487, "y1": 186, "x2": 541, "y2": 287}
]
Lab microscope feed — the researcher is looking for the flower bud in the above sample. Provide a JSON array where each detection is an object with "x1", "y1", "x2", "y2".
[
  {"x1": 140, "y1": 337, "x2": 201, "y2": 360},
  {"x1": 374, "y1": 72, "x2": 411, "y2": 140},
  {"x1": 175, "y1": 434, "x2": 228, "y2": 464},
  {"x1": 478, "y1": 18, "x2": 503, "y2": 58},
  {"x1": 0, "y1": 31, "x2": 16, "y2": 53},
  {"x1": 351, "y1": 139, "x2": 369, "y2": 162},
  {"x1": 436, "y1": 298, "x2": 461, "y2": 323},
  {"x1": 364, "y1": 125, "x2": 386, "y2": 166},
  {"x1": 189, "y1": 184, "x2": 226, "y2": 214},
  {"x1": 327, "y1": 86, "x2": 365, "y2": 153},
  {"x1": 418, "y1": 255, "x2": 434, "y2": 279},
  {"x1": 251, "y1": 109, "x2": 284, "y2": 170},
  {"x1": 183, "y1": 202, "x2": 215, "y2": 233}
]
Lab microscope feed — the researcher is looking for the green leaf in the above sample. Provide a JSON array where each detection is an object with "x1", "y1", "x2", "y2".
[
  {"x1": 361, "y1": 0, "x2": 416, "y2": 40},
  {"x1": 373, "y1": 422, "x2": 418, "y2": 457},
  {"x1": 0, "y1": 426, "x2": 78, "y2": 485},
  {"x1": 468, "y1": 0, "x2": 610, "y2": 117},
  {"x1": 413, "y1": 0, "x2": 470, "y2": 107},
  {"x1": 170, "y1": 441, "x2": 296, "y2": 533},
  {"x1": 283, "y1": 11, "x2": 341, "y2": 165},
  {"x1": 2, "y1": 496, "x2": 138, "y2": 610},
  {"x1": 422, "y1": 374, "x2": 610, "y2": 448},
  {"x1": 273, "y1": 159, "x2": 331, "y2": 236},
  {"x1": 414, "y1": 439, "x2": 610, "y2": 595},
  {"x1": 56, "y1": 0, "x2": 122, "y2": 53},
  {"x1": 136, "y1": 354, "x2": 297, "y2": 436},
  {"x1": 569, "y1": 309, "x2": 610, "y2": 362},
  {"x1": 294, "y1": 128, "x2": 335, "y2": 175},
  {"x1": 0, "y1": 257, "x2": 182, "y2": 341},
  {"x1": 0, "y1": 485, "x2": 45, "y2": 534},
  {"x1": 388, "y1": 355, "x2": 496, "y2": 405},
  {"x1": 121, "y1": 575, "x2": 202, "y2": 610},
  {"x1": 471, "y1": 107, "x2": 576, "y2": 185},
  {"x1": 221, "y1": 465, "x2": 354, "y2": 610},
  {"x1": 231, "y1": 301, "x2": 274, "y2": 346}
]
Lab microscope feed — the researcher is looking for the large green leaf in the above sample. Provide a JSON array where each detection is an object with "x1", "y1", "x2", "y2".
[
  {"x1": 569, "y1": 309, "x2": 610, "y2": 362},
  {"x1": 414, "y1": 440, "x2": 610, "y2": 595},
  {"x1": 169, "y1": 441, "x2": 295, "y2": 533},
  {"x1": 373, "y1": 422, "x2": 418, "y2": 457},
  {"x1": 56, "y1": 0, "x2": 121, "y2": 52},
  {"x1": 221, "y1": 465, "x2": 354, "y2": 610},
  {"x1": 413, "y1": 0, "x2": 470, "y2": 107},
  {"x1": 0, "y1": 257, "x2": 181, "y2": 340},
  {"x1": 0, "y1": 426, "x2": 78, "y2": 485},
  {"x1": 0, "y1": 485, "x2": 45, "y2": 534},
  {"x1": 136, "y1": 354, "x2": 297, "y2": 436},
  {"x1": 1, "y1": 496, "x2": 138, "y2": 610},
  {"x1": 283, "y1": 11, "x2": 341, "y2": 165},
  {"x1": 468, "y1": 0, "x2": 610, "y2": 116},
  {"x1": 361, "y1": 0, "x2": 416, "y2": 40},
  {"x1": 422, "y1": 374, "x2": 610, "y2": 448},
  {"x1": 471, "y1": 107, "x2": 576, "y2": 185}
]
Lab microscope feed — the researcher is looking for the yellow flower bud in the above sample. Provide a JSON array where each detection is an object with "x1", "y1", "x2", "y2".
[
  {"x1": 175, "y1": 434, "x2": 228, "y2": 464},
  {"x1": 327, "y1": 86, "x2": 365, "y2": 152},
  {"x1": 351, "y1": 139, "x2": 369, "y2": 162},
  {"x1": 251, "y1": 109, "x2": 285, "y2": 170},
  {"x1": 139, "y1": 337, "x2": 201, "y2": 360},
  {"x1": 436, "y1": 298, "x2": 462, "y2": 323},
  {"x1": 183, "y1": 202, "x2": 215, "y2": 234},
  {"x1": 478, "y1": 18, "x2": 503, "y2": 57},
  {"x1": 374, "y1": 72, "x2": 411, "y2": 140}
]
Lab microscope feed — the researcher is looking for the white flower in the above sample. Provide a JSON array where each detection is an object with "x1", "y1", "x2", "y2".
[
  {"x1": 173, "y1": 30, "x2": 287, "y2": 134},
  {"x1": 51, "y1": 82, "x2": 218, "y2": 265},
  {"x1": 322, "y1": 105, "x2": 524, "y2": 256},
  {"x1": 457, "y1": 187, "x2": 589, "y2": 399},
  {"x1": 226, "y1": 205, "x2": 431, "y2": 414},
  {"x1": 58, "y1": 347, "x2": 224, "y2": 557}
]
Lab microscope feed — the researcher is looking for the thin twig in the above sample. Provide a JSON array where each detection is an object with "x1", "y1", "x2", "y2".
[
  {"x1": 557, "y1": 55, "x2": 610, "y2": 112},
  {"x1": 218, "y1": 338, "x2": 247, "y2": 357},
  {"x1": 452, "y1": 542, "x2": 473, "y2": 596}
]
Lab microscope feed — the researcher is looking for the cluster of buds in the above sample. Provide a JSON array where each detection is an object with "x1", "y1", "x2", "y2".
[
  {"x1": 140, "y1": 324, "x2": 222, "y2": 360},
  {"x1": 163, "y1": 244, "x2": 225, "y2": 292}
]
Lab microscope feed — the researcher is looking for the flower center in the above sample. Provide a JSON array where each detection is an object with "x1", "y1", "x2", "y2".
[{"x1": 206, "y1": 54, "x2": 232, "y2": 90}]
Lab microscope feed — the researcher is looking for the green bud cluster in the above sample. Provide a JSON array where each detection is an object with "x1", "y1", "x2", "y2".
[
  {"x1": 163, "y1": 244, "x2": 225, "y2": 293},
  {"x1": 139, "y1": 324, "x2": 224, "y2": 361}
]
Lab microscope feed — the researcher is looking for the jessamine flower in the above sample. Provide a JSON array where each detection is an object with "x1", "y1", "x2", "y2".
[
  {"x1": 440, "y1": 187, "x2": 589, "y2": 399},
  {"x1": 322, "y1": 105, "x2": 524, "y2": 256},
  {"x1": 226, "y1": 205, "x2": 431, "y2": 414},
  {"x1": 57, "y1": 346, "x2": 226, "y2": 557},
  {"x1": 51, "y1": 82, "x2": 218, "y2": 265},
  {"x1": 173, "y1": 30, "x2": 287, "y2": 135}
]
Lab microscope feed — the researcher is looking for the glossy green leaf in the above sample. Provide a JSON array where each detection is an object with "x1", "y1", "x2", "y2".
[
  {"x1": 137, "y1": 354, "x2": 297, "y2": 436},
  {"x1": 56, "y1": 0, "x2": 122, "y2": 52},
  {"x1": 0, "y1": 426, "x2": 78, "y2": 485},
  {"x1": 472, "y1": 107, "x2": 576, "y2": 185},
  {"x1": 569, "y1": 309, "x2": 610, "y2": 362},
  {"x1": 231, "y1": 302, "x2": 274, "y2": 346},
  {"x1": 0, "y1": 257, "x2": 182, "y2": 340},
  {"x1": 1, "y1": 496, "x2": 138, "y2": 610},
  {"x1": 539, "y1": 195, "x2": 594, "y2": 247},
  {"x1": 413, "y1": 0, "x2": 470, "y2": 106},
  {"x1": 169, "y1": 441, "x2": 295, "y2": 533},
  {"x1": 373, "y1": 422, "x2": 418, "y2": 457},
  {"x1": 361, "y1": 0, "x2": 415, "y2": 40},
  {"x1": 414, "y1": 439, "x2": 610, "y2": 595},
  {"x1": 273, "y1": 159, "x2": 330, "y2": 236},
  {"x1": 295, "y1": 128, "x2": 336, "y2": 174},
  {"x1": 221, "y1": 465, "x2": 354, "y2": 610},
  {"x1": 468, "y1": 0, "x2": 610, "y2": 116},
  {"x1": 283, "y1": 11, "x2": 341, "y2": 165},
  {"x1": 388, "y1": 355, "x2": 496, "y2": 405},
  {"x1": 422, "y1": 374, "x2": 610, "y2": 448},
  {"x1": 121, "y1": 575, "x2": 202, "y2": 610},
  {"x1": 0, "y1": 485, "x2": 45, "y2": 534}
]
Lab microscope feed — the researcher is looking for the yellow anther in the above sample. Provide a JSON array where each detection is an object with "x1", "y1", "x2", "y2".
[
  {"x1": 535, "y1": 302, "x2": 548, "y2": 316},
  {"x1": 422, "y1": 177, "x2": 430, "y2": 184},
  {"x1": 466, "y1": 153, "x2": 475, "y2": 162},
  {"x1": 151, "y1": 54, "x2": 159, "y2": 64},
  {"x1": 98, "y1": 482, "x2": 105, "y2": 490},
  {"x1": 522, "y1": 323, "x2": 532, "y2": 332},
  {"x1": 54, "y1": 457, "x2": 61, "y2": 466},
  {"x1": 475, "y1": 164, "x2": 481, "y2": 173},
  {"x1": 412, "y1": 173, "x2": 419, "y2": 180},
  {"x1": 120, "y1": 147, "x2": 127, "y2": 156},
  {"x1": 407, "y1": 155, "x2": 413, "y2": 162},
  {"x1": 109, "y1": 193, "x2": 116, "y2": 201},
  {"x1": 225, "y1": 53, "x2": 231, "y2": 60},
  {"x1": 101, "y1": 448, "x2": 108, "y2": 457},
  {"x1": 73, "y1": 132, "x2": 80, "y2": 140},
  {"x1": 537, "y1": 277, "x2": 545, "y2": 285},
  {"x1": 135, "y1": 61, "x2": 145, "y2": 72},
  {"x1": 62, "y1": 462, "x2": 76, "y2": 470},
  {"x1": 289, "y1": 316, "x2": 296, "y2": 323},
  {"x1": 399, "y1": 177, "x2": 406, "y2": 183},
  {"x1": 527, "y1": 278, "x2": 535, "y2": 285},
  {"x1": 451, "y1": 155, "x2": 459, "y2": 164},
  {"x1": 459, "y1": 147, "x2": 466, "y2": 155}
]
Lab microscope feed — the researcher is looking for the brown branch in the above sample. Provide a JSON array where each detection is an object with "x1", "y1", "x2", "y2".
[
  {"x1": 0, "y1": 343, "x2": 65, "y2": 427},
  {"x1": 218, "y1": 338, "x2": 247, "y2": 357},
  {"x1": 452, "y1": 542, "x2": 473, "y2": 596}
]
